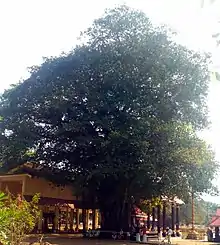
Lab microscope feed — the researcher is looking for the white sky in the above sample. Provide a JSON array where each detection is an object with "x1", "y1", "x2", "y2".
[{"x1": 1, "y1": 0, "x2": 220, "y2": 202}]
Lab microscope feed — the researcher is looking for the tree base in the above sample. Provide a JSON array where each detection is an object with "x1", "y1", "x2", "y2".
[
  {"x1": 186, "y1": 230, "x2": 199, "y2": 240},
  {"x1": 98, "y1": 230, "x2": 115, "y2": 239}
]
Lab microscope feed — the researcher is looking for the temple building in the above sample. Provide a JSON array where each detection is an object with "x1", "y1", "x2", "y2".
[
  {"x1": 132, "y1": 197, "x2": 183, "y2": 236},
  {"x1": 209, "y1": 207, "x2": 220, "y2": 242},
  {"x1": 0, "y1": 173, "x2": 100, "y2": 233},
  {"x1": 0, "y1": 164, "x2": 183, "y2": 236}
]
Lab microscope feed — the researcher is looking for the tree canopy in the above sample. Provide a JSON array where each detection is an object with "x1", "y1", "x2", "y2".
[
  {"x1": 180, "y1": 198, "x2": 218, "y2": 226},
  {"x1": 201, "y1": 0, "x2": 220, "y2": 81},
  {"x1": 0, "y1": 5, "x2": 218, "y2": 230}
]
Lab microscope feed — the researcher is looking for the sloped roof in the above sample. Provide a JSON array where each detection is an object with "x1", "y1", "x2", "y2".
[
  {"x1": 209, "y1": 208, "x2": 220, "y2": 227},
  {"x1": 161, "y1": 196, "x2": 184, "y2": 205},
  {"x1": 132, "y1": 206, "x2": 157, "y2": 221}
]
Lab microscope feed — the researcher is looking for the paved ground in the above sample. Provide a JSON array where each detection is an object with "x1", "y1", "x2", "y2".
[
  {"x1": 27, "y1": 236, "x2": 131, "y2": 245},
  {"x1": 48, "y1": 238, "x2": 131, "y2": 245},
  {"x1": 176, "y1": 241, "x2": 220, "y2": 245},
  {"x1": 26, "y1": 235, "x2": 220, "y2": 245}
]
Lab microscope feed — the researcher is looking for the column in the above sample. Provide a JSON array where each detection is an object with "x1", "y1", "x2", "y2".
[
  {"x1": 69, "y1": 208, "x2": 74, "y2": 232},
  {"x1": 65, "y1": 205, "x2": 69, "y2": 231},
  {"x1": 54, "y1": 205, "x2": 59, "y2": 233},
  {"x1": 22, "y1": 178, "x2": 26, "y2": 197},
  {"x1": 157, "y1": 205, "x2": 161, "y2": 234},
  {"x1": 171, "y1": 203, "x2": 175, "y2": 236},
  {"x1": 76, "y1": 208, "x2": 80, "y2": 232},
  {"x1": 162, "y1": 202, "x2": 166, "y2": 236},
  {"x1": 82, "y1": 208, "x2": 87, "y2": 232},
  {"x1": 92, "y1": 209, "x2": 97, "y2": 230},
  {"x1": 86, "y1": 210, "x2": 89, "y2": 230},
  {"x1": 191, "y1": 192, "x2": 195, "y2": 230},
  {"x1": 176, "y1": 204, "x2": 180, "y2": 236},
  {"x1": 147, "y1": 204, "x2": 151, "y2": 230},
  {"x1": 38, "y1": 209, "x2": 43, "y2": 233},
  {"x1": 95, "y1": 210, "x2": 99, "y2": 228},
  {"x1": 151, "y1": 207, "x2": 156, "y2": 231},
  {"x1": 215, "y1": 227, "x2": 219, "y2": 240}
]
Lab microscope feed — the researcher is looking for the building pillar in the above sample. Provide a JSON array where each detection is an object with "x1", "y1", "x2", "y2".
[
  {"x1": 22, "y1": 178, "x2": 26, "y2": 197},
  {"x1": 157, "y1": 205, "x2": 161, "y2": 234},
  {"x1": 171, "y1": 203, "x2": 175, "y2": 236},
  {"x1": 95, "y1": 209, "x2": 99, "y2": 229},
  {"x1": 92, "y1": 209, "x2": 97, "y2": 230},
  {"x1": 38, "y1": 209, "x2": 43, "y2": 233},
  {"x1": 162, "y1": 202, "x2": 166, "y2": 236},
  {"x1": 147, "y1": 204, "x2": 151, "y2": 230},
  {"x1": 75, "y1": 208, "x2": 80, "y2": 232},
  {"x1": 65, "y1": 205, "x2": 69, "y2": 231},
  {"x1": 96, "y1": 210, "x2": 99, "y2": 228},
  {"x1": 86, "y1": 210, "x2": 90, "y2": 230},
  {"x1": 82, "y1": 208, "x2": 87, "y2": 232},
  {"x1": 215, "y1": 227, "x2": 219, "y2": 240},
  {"x1": 151, "y1": 207, "x2": 156, "y2": 231},
  {"x1": 69, "y1": 208, "x2": 74, "y2": 232},
  {"x1": 176, "y1": 204, "x2": 180, "y2": 236},
  {"x1": 54, "y1": 205, "x2": 59, "y2": 233},
  {"x1": 191, "y1": 192, "x2": 195, "y2": 230}
]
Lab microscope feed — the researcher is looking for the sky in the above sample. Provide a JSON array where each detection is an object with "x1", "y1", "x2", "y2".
[{"x1": 0, "y1": 0, "x2": 220, "y2": 202}]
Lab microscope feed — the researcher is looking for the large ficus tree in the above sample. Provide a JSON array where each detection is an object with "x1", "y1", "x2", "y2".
[{"x1": 0, "y1": 5, "x2": 218, "y2": 230}]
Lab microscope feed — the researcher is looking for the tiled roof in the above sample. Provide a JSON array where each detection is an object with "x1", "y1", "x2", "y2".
[{"x1": 209, "y1": 208, "x2": 220, "y2": 227}]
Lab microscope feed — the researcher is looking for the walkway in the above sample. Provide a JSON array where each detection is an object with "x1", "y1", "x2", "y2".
[{"x1": 25, "y1": 235, "x2": 220, "y2": 245}]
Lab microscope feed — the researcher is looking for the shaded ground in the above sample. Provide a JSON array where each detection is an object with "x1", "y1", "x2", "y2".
[
  {"x1": 25, "y1": 235, "x2": 220, "y2": 245},
  {"x1": 47, "y1": 238, "x2": 130, "y2": 245},
  {"x1": 26, "y1": 236, "x2": 131, "y2": 245}
]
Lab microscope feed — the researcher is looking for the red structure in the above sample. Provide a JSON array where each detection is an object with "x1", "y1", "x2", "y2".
[
  {"x1": 209, "y1": 208, "x2": 220, "y2": 242},
  {"x1": 210, "y1": 208, "x2": 220, "y2": 226},
  {"x1": 131, "y1": 200, "x2": 182, "y2": 237},
  {"x1": 132, "y1": 206, "x2": 156, "y2": 226}
]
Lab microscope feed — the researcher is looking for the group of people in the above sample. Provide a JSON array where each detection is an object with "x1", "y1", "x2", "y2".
[
  {"x1": 161, "y1": 227, "x2": 173, "y2": 244},
  {"x1": 131, "y1": 224, "x2": 173, "y2": 243},
  {"x1": 84, "y1": 224, "x2": 174, "y2": 242},
  {"x1": 207, "y1": 227, "x2": 214, "y2": 241}
]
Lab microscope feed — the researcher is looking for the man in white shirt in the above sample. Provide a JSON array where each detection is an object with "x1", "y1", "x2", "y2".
[{"x1": 167, "y1": 228, "x2": 173, "y2": 244}]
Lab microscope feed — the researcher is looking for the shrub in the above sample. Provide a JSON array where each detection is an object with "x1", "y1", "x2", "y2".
[{"x1": 0, "y1": 192, "x2": 40, "y2": 245}]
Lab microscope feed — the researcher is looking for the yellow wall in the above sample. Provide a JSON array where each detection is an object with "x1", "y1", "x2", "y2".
[
  {"x1": 0, "y1": 180, "x2": 22, "y2": 196},
  {"x1": 0, "y1": 175, "x2": 26, "y2": 196},
  {"x1": 0, "y1": 174, "x2": 77, "y2": 201},
  {"x1": 24, "y1": 176, "x2": 76, "y2": 201}
]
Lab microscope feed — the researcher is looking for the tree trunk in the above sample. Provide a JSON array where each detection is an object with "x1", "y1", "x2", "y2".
[
  {"x1": 96, "y1": 177, "x2": 130, "y2": 238},
  {"x1": 99, "y1": 200, "x2": 129, "y2": 238}
]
